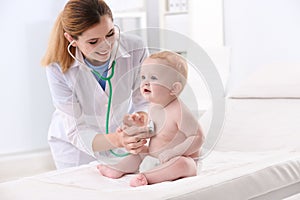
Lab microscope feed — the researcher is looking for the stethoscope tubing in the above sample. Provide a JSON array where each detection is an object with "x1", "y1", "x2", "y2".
[{"x1": 91, "y1": 25, "x2": 130, "y2": 157}]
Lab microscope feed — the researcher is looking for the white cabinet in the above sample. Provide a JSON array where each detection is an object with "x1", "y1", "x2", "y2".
[{"x1": 106, "y1": 0, "x2": 147, "y2": 39}]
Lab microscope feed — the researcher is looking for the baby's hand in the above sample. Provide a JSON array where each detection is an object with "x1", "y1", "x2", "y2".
[{"x1": 123, "y1": 113, "x2": 146, "y2": 127}]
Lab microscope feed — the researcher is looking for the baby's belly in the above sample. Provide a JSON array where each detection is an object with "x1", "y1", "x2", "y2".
[{"x1": 148, "y1": 132, "x2": 185, "y2": 157}]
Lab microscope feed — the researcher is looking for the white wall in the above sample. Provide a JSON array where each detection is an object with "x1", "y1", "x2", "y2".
[
  {"x1": 188, "y1": 0, "x2": 229, "y2": 85},
  {"x1": 0, "y1": 0, "x2": 67, "y2": 154},
  {"x1": 224, "y1": 0, "x2": 300, "y2": 92},
  {"x1": 189, "y1": 0, "x2": 224, "y2": 47}
]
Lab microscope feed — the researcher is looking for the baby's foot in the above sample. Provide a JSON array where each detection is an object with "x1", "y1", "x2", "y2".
[
  {"x1": 97, "y1": 164, "x2": 125, "y2": 179},
  {"x1": 130, "y1": 173, "x2": 148, "y2": 187}
]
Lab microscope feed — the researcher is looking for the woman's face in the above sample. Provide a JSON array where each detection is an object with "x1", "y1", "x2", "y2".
[{"x1": 76, "y1": 15, "x2": 116, "y2": 66}]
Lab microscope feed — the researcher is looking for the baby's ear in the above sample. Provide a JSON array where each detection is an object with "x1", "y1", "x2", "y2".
[{"x1": 170, "y1": 82, "x2": 182, "y2": 96}]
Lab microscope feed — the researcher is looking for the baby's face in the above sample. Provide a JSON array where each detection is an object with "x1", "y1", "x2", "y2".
[{"x1": 140, "y1": 58, "x2": 180, "y2": 104}]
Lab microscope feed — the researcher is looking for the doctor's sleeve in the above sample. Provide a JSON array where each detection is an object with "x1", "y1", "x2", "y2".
[{"x1": 46, "y1": 65, "x2": 98, "y2": 157}]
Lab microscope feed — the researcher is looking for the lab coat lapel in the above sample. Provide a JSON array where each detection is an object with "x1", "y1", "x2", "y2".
[{"x1": 93, "y1": 72, "x2": 109, "y2": 101}]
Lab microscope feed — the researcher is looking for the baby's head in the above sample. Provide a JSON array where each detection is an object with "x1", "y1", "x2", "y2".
[{"x1": 140, "y1": 51, "x2": 188, "y2": 104}]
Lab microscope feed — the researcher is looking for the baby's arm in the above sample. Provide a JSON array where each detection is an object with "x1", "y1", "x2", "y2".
[
  {"x1": 159, "y1": 113, "x2": 204, "y2": 163},
  {"x1": 159, "y1": 129, "x2": 203, "y2": 163}
]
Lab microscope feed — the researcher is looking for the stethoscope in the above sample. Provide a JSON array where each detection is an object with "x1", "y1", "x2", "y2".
[
  {"x1": 67, "y1": 25, "x2": 129, "y2": 157},
  {"x1": 67, "y1": 25, "x2": 155, "y2": 158},
  {"x1": 90, "y1": 36, "x2": 130, "y2": 157}
]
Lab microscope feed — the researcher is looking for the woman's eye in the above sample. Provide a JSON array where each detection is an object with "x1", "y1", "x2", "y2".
[
  {"x1": 106, "y1": 32, "x2": 115, "y2": 38},
  {"x1": 141, "y1": 75, "x2": 145, "y2": 80},
  {"x1": 89, "y1": 40, "x2": 97, "y2": 45},
  {"x1": 151, "y1": 76, "x2": 158, "y2": 80}
]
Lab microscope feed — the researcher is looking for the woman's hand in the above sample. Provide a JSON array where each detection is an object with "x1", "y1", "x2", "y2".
[{"x1": 116, "y1": 127, "x2": 151, "y2": 154}]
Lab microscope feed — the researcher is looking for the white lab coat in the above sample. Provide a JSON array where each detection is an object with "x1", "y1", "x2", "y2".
[{"x1": 46, "y1": 33, "x2": 149, "y2": 169}]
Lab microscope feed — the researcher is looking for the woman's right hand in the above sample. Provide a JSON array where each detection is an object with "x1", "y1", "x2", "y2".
[{"x1": 116, "y1": 127, "x2": 150, "y2": 154}]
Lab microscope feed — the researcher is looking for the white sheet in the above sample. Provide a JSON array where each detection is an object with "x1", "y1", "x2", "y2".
[
  {"x1": 284, "y1": 192, "x2": 300, "y2": 200},
  {"x1": 1, "y1": 150, "x2": 300, "y2": 200}
]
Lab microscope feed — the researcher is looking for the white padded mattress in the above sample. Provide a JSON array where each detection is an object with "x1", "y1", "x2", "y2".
[{"x1": 0, "y1": 150, "x2": 300, "y2": 200}]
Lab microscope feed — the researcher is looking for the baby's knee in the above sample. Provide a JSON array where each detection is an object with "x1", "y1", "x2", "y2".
[{"x1": 175, "y1": 156, "x2": 197, "y2": 175}]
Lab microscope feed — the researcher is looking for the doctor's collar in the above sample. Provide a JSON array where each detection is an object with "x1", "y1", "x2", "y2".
[
  {"x1": 116, "y1": 38, "x2": 131, "y2": 58},
  {"x1": 69, "y1": 43, "x2": 131, "y2": 70},
  {"x1": 117, "y1": 45, "x2": 130, "y2": 58}
]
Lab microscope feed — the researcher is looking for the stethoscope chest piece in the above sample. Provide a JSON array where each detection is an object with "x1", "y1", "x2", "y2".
[{"x1": 148, "y1": 120, "x2": 155, "y2": 134}]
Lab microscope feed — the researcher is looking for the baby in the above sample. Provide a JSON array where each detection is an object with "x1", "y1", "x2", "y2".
[{"x1": 97, "y1": 51, "x2": 204, "y2": 187}]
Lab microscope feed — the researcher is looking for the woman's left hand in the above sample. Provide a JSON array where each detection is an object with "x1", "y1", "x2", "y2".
[{"x1": 116, "y1": 127, "x2": 148, "y2": 154}]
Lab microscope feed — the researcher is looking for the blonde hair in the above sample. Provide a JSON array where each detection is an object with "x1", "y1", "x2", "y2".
[
  {"x1": 41, "y1": 0, "x2": 113, "y2": 73},
  {"x1": 149, "y1": 51, "x2": 188, "y2": 86}
]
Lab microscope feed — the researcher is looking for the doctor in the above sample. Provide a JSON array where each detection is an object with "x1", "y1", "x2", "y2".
[{"x1": 41, "y1": 0, "x2": 151, "y2": 169}]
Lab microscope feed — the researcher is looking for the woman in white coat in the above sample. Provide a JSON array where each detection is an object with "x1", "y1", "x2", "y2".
[{"x1": 41, "y1": 0, "x2": 151, "y2": 169}]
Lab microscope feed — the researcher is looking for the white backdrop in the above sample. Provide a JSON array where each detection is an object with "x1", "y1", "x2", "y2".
[
  {"x1": 0, "y1": 0, "x2": 67, "y2": 154},
  {"x1": 224, "y1": 0, "x2": 300, "y2": 92},
  {"x1": 3, "y1": 0, "x2": 298, "y2": 155}
]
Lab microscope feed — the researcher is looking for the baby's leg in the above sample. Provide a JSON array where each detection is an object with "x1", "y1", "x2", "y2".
[
  {"x1": 97, "y1": 154, "x2": 143, "y2": 179},
  {"x1": 130, "y1": 156, "x2": 197, "y2": 187}
]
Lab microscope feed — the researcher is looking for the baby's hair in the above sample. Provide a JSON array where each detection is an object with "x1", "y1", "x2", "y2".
[{"x1": 149, "y1": 51, "x2": 188, "y2": 85}]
